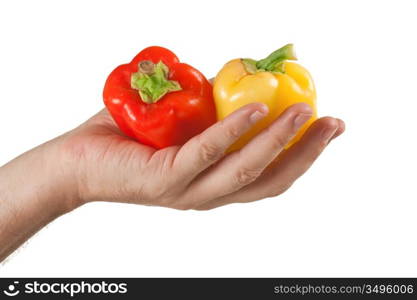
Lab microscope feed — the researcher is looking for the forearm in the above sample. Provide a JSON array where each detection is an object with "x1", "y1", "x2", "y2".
[{"x1": 0, "y1": 137, "x2": 78, "y2": 261}]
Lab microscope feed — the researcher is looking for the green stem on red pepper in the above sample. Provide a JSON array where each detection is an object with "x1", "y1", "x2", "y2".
[{"x1": 131, "y1": 60, "x2": 181, "y2": 104}]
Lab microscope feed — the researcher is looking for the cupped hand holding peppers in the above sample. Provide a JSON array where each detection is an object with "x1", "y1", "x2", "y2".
[{"x1": 92, "y1": 45, "x2": 345, "y2": 210}]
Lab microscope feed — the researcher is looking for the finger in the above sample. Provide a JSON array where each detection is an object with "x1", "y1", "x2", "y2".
[
  {"x1": 172, "y1": 102, "x2": 269, "y2": 181},
  {"x1": 261, "y1": 116, "x2": 340, "y2": 189},
  {"x1": 185, "y1": 103, "x2": 313, "y2": 204},
  {"x1": 330, "y1": 118, "x2": 345, "y2": 142},
  {"x1": 195, "y1": 116, "x2": 343, "y2": 210}
]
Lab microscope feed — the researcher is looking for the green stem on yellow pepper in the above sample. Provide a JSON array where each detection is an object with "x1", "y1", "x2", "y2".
[
  {"x1": 256, "y1": 44, "x2": 297, "y2": 71},
  {"x1": 242, "y1": 44, "x2": 298, "y2": 74}
]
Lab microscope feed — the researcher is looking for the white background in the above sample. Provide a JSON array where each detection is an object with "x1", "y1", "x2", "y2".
[{"x1": 1, "y1": 0, "x2": 416, "y2": 276}]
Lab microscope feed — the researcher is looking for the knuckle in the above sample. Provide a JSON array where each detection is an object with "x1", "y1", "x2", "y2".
[
  {"x1": 219, "y1": 121, "x2": 240, "y2": 140},
  {"x1": 198, "y1": 138, "x2": 222, "y2": 163},
  {"x1": 225, "y1": 127, "x2": 240, "y2": 140},
  {"x1": 234, "y1": 167, "x2": 262, "y2": 188},
  {"x1": 266, "y1": 129, "x2": 291, "y2": 150}
]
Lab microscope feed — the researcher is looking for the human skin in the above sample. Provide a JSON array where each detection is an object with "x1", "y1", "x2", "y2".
[{"x1": 0, "y1": 103, "x2": 344, "y2": 261}]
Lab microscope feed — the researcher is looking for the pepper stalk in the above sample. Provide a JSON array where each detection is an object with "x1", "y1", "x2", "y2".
[
  {"x1": 131, "y1": 60, "x2": 182, "y2": 104},
  {"x1": 242, "y1": 44, "x2": 297, "y2": 74}
]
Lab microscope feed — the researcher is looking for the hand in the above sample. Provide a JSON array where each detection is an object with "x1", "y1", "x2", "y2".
[
  {"x1": 0, "y1": 102, "x2": 344, "y2": 260},
  {"x1": 61, "y1": 103, "x2": 344, "y2": 210}
]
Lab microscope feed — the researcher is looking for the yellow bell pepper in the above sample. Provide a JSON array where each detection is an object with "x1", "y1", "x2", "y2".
[{"x1": 213, "y1": 44, "x2": 317, "y2": 151}]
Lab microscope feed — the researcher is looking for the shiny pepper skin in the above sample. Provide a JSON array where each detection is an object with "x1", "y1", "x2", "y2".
[{"x1": 214, "y1": 44, "x2": 317, "y2": 151}]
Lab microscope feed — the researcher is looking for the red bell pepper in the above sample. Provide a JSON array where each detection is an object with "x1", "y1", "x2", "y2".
[{"x1": 103, "y1": 46, "x2": 216, "y2": 149}]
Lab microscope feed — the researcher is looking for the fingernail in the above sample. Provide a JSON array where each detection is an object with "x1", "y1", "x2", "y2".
[
  {"x1": 249, "y1": 105, "x2": 269, "y2": 124},
  {"x1": 321, "y1": 126, "x2": 338, "y2": 142},
  {"x1": 293, "y1": 113, "x2": 312, "y2": 130}
]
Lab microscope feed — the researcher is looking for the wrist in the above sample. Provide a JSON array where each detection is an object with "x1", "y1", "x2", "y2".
[
  {"x1": 1, "y1": 134, "x2": 86, "y2": 216},
  {"x1": 47, "y1": 134, "x2": 86, "y2": 213}
]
